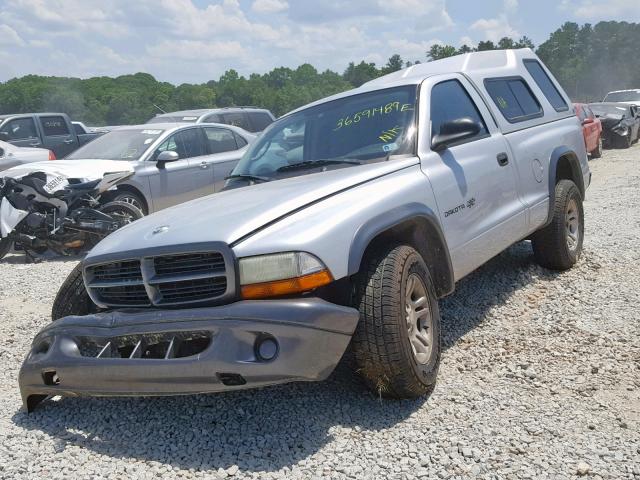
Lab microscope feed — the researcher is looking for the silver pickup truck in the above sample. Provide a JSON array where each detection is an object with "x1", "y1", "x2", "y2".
[{"x1": 20, "y1": 49, "x2": 590, "y2": 411}]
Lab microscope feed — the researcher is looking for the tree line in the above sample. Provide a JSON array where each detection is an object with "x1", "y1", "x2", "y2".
[{"x1": 0, "y1": 21, "x2": 637, "y2": 126}]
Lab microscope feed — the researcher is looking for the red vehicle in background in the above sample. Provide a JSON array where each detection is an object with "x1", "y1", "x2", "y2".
[{"x1": 574, "y1": 103, "x2": 603, "y2": 158}]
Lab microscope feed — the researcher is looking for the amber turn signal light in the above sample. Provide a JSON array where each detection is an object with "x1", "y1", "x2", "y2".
[{"x1": 241, "y1": 270, "x2": 333, "y2": 299}]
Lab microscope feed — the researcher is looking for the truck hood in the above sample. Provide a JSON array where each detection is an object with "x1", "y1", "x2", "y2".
[
  {"x1": 3, "y1": 159, "x2": 134, "y2": 181},
  {"x1": 88, "y1": 157, "x2": 419, "y2": 258}
]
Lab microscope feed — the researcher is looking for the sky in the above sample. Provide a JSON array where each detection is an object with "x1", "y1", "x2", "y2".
[{"x1": 0, "y1": 0, "x2": 638, "y2": 84}]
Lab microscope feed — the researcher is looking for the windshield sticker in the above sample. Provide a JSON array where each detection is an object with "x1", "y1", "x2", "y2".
[
  {"x1": 121, "y1": 149, "x2": 138, "y2": 159},
  {"x1": 182, "y1": 116, "x2": 198, "y2": 121},
  {"x1": 378, "y1": 125, "x2": 402, "y2": 142},
  {"x1": 382, "y1": 143, "x2": 399, "y2": 153},
  {"x1": 141, "y1": 129, "x2": 162, "y2": 135},
  {"x1": 334, "y1": 102, "x2": 414, "y2": 131},
  {"x1": 143, "y1": 138, "x2": 154, "y2": 145}
]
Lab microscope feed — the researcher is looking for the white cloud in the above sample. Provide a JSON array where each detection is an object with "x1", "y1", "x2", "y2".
[
  {"x1": 470, "y1": 15, "x2": 519, "y2": 42},
  {"x1": 564, "y1": 0, "x2": 640, "y2": 20},
  {"x1": 146, "y1": 40, "x2": 246, "y2": 61},
  {"x1": 251, "y1": 0, "x2": 289, "y2": 14},
  {"x1": 0, "y1": 24, "x2": 26, "y2": 47},
  {"x1": 504, "y1": 0, "x2": 518, "y2": 13}
]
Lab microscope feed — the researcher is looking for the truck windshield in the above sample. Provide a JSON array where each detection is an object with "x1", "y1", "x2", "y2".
[
  {"x1": 230, "y1": 86, "x2": 418, "y2": 181},
  {"x1": 66, "y1": 129, "x2": 165, "y2": 160},
  {"x1": 603, "y1": 91, "x2": 640, "y2": 102}
]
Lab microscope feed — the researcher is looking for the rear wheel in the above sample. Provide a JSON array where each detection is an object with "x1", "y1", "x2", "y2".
[
  {"x1": 351, "y1": 244, "x2": 441, "y2": 399},
  {"x1": 100, "y1": 201, "x2": 144, "y2": 227},
  {"x1": 0, "y1": 238, "x2": 11, "y2": 261},
  {"x1": 51, "y1": 263, "x2": 97, "y2": 321},
  {"x1": 532, "y1": 180, "x2": 584, "y2": 270},
  {"x1": 110, "y1": 192, "x2": 147, "y2": 215},
  {"x1": 590, "y1": 137, "x2": 602, "y2": 158}
]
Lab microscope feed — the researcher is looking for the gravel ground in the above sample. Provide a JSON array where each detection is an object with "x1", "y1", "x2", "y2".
[{"x1": 1, "y1": 145, "x2": 639, "y2": 480}]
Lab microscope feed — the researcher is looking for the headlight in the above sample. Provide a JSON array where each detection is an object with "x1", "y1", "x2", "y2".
[
  {"x1": 239, "y1": 252, "x2": 333, "y2": 299},
  {"x1": 613, "y1": 125, "x2": 629, "y2": 136}
]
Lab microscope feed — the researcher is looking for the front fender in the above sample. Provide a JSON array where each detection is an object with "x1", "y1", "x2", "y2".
[{"x1": 231, "y1": 166, "x2": 449, "y2": 289}]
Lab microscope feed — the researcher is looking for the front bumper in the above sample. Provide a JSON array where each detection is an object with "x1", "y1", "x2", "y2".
[{"x1": 19, "y1": 298, "x2": 359, "y2": 412}]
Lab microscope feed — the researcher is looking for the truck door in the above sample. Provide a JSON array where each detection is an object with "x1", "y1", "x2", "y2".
[
  {"x1": 38, "y1": 115, "x2": 76, "y2": 158},
  {"x1": 419, "y1": 75, "x2": 528, "y2": 280},
  {"x1": 0, "y1": 117, "x2": 41, "y2": 149}
]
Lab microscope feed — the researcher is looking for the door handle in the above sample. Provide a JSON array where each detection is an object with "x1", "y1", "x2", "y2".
[
  {"x1": 497, "y1": 152, "x2": 509, "y2": 166},
  {"x1": 200, "y1": 162, "x2": 209, "y2": 169},
  {"x1": 29, "y1": 142, "x2": 41, "y2": 147},
  {"x1": 63, "y1": 139, "x2": 74, "y2": 144}
]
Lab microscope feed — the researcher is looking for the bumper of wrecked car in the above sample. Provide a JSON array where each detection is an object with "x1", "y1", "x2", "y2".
[{"x1": 19, "y1": 298, "x2": 360, "y2": 412}]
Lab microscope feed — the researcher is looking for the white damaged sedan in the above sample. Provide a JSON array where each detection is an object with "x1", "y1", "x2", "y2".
[{"x1": 0, "y1": 140, "x2": 55, "y2": 172}]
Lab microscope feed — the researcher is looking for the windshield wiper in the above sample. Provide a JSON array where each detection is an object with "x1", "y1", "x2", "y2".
[
  {"x1": 225, "y1": 173, "x2": 271, "y2": 183},
  {"x1": 276, "y1": 159, "x2": 361, "y2": 173}
]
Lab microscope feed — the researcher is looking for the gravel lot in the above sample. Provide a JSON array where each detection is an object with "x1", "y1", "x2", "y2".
[{"x1": 1, "y1": 146, "x2": 639, "y2": 480}]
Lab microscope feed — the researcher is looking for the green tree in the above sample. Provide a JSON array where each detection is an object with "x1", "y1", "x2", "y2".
[
  {"x1": 343, "y1": 61, "x2": 379, "y2": 87},
  {"x1": 427, "y1": 44, "x2": 458, "y2": 61},
  {"x1": 381, "y1": 54, "x2": 404, "y2": 74}
]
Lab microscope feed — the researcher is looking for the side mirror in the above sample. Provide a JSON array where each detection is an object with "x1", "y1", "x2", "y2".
[
  {"x1": 582, "y1": 117, "x2": 594, "y2": 125},
  {"x1": 431, "y1": 117, "x2": 482, "y2": 152},
  {"x1": 156, "y1": 150, "x2": 179, "y2": 168},
  {"x1": 0, "y1": 132, "x2": 9, "y2": 142}
]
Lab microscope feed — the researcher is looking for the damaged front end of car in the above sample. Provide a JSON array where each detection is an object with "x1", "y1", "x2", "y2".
[
  {"x1": 18, "y1": 241, "x2": 360, "y2": 412},
  {"x1": 19, "y1": 298, "x2": 359, "y2": 412}
]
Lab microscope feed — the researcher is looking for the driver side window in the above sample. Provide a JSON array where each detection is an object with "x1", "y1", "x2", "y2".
[
  {"x1": 1, "y1": 118, "x2": 38, "y2": 140},
  {"x1": 430, "y1": 80, "x2": 488, "y2": 145}
]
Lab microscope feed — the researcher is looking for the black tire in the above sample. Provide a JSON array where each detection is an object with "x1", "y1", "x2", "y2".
[
  {"x1": 532, "y1": 179, "x2": 584, "y2": 270},
  {"x1": 110, "y1": 192, "x2": 147, "y2": 215},
  {"x1": 0, "y1": 237, "x2": 11, "y2": 260},
  {"x1": 351, "y1": 244, "x2": 441, "y2": 399},
  {"x1": 590, "y1": 137, "x2": 602, "y2": 158},
  {"x1": 614, "y1": 134, "x2": 632, "y2": 149},
  {"x1": 51, "y1": 263, "x2": 97, "y2": 321},
  {"x1": 100, "y1": 200, "x2": 144, "y2": 225}
]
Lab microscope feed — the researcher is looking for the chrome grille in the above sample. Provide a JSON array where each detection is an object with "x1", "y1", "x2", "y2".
[{"x1": 84, "y1": 244, "x2": 235, "y2": 308}]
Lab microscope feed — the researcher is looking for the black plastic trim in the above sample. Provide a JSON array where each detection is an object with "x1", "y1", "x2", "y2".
[{"x1": 347, "y1": 202, "x2": 454, "y2": 297}]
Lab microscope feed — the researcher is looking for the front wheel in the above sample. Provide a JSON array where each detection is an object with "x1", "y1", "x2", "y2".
[
  {"x1": 52, "y1": 263, "x2": 97, "y2": 321},
  {"x1": 532, "y1": 179, "x2": 584, "y2": 270},
  {"x1": 0, "y1": 237, "x2": 11, "y2": 261},
  {"x1": 351, "y1": 245, "x2": 441, "y2": 399}
]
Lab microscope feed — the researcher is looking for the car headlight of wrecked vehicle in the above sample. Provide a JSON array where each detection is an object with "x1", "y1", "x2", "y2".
[
  {"x1": 612, "y1": 125, "x2": 629, "y2": 136},
  {"x1": 239, "y1": 252, "x2": 333, "y2": 299}
]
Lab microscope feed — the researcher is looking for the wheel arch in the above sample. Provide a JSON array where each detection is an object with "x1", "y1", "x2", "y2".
[
  {"x1": 104, "y1": 184, "x2": 149, "y2": 215},
  {"x1": 545, "y1": 146, "x2": 585, "y2": 226},
  {"x1": 347, "y1": 203, "x2": 454, "y2": 298}
]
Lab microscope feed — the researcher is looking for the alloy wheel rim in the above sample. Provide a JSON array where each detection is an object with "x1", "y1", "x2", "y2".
[
  {"x1": 404, "y1": 273, "x2": 433, "y2": 364},
  {"x1": 120, "y1": 196, "x2": 143, "y2": 212},
  {"x1": 565, "y1": 198, "x2": 580, "y2": 252}
]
